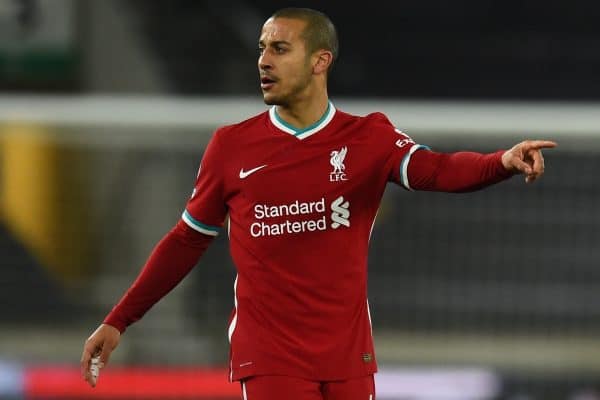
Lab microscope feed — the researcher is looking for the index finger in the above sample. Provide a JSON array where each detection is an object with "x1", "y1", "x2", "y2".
[{"x1": 522, "y1": 140, "x2": 557, "y2": 151}]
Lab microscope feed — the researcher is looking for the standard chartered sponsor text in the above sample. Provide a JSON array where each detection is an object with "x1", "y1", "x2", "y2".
[
  {"x1": 251, "y1": 198, "x2": 327, "y2": 237},
  {"x1": 251, "y1": 217, "x2": 328, "y2": 237},
  {"x1": 254, "y1": 198, "x2": 325, "y2": 219}
]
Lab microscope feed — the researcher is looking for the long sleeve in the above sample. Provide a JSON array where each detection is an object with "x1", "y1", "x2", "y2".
[
  {"x1": 407, "y1": 149, "x2": 515, "y2": 192},
  {"x1": 103, "y1": 219, "x2": 214, "y2": 333}
]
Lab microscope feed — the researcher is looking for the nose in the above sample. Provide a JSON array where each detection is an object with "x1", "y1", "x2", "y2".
[{"x1": 258, "y1": 52, "x2": 272, "y2": 71}]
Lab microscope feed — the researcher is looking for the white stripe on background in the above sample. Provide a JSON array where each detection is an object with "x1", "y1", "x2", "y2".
[
  {"x1": 0, "y1": 362, "x2": 22, "y2": 397},
  {"x1": 374, "y1": 367, "x2": 499, "y2": 399}
]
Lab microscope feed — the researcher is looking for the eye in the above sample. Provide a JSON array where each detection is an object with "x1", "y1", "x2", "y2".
[{"x1": 258, "y1": 47, "x2": 265, "y2": 55}]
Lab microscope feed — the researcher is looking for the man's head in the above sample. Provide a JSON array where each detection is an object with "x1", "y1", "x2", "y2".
[{"x1": 258, "y1": 8, "x2": 338, "y2": 106}]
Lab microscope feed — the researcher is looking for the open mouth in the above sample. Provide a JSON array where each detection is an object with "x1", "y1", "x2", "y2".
[{"x1": 260, "y1": 76, "x2": 276, "y2": 89}]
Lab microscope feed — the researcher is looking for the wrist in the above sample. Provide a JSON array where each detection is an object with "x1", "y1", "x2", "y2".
[
  {"x1": 102, "y1": 318, "x2": 126, "y2": 334},
  {"x1": 498, "y1": 150, "x2": 516, "y2": 176},
  {"x1": 500, "y1": 150, "x2": 511, "y2": 171}
]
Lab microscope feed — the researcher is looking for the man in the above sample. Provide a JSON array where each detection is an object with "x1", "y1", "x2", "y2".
[{"x1": 81, "y1": 7, "x2": 556, "y2": 400}]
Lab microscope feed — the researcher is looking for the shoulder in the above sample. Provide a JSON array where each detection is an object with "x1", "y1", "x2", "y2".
[
  {"x1": 335, "y1": 109, "x2": 394, "y2": 128},
  {"x1": 362, "y1": 112, "x2": 414, "y2": 142},
  {"x1": 361, "y1": 112, "x2": 396, "y2": 129},
  {"x1": 213, "y1": 110, "x2": 269, "y2": 141},
  {"x1": 336, "y1": 109, "x2": 405, "y2": 137}
]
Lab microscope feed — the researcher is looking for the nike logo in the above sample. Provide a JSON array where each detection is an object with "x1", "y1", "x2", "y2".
[{"x1": 239, "y1": 165, "x2": 267, "y2": 179}]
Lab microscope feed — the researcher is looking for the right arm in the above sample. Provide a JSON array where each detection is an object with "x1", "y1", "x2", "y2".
[
  {"x1": 104, "y1": 220, "x2": 214, "y2": 332},
  {"x1": 80, "y1": 220, "x2": 214, "y2": 386},
  {"x1": 406, "y1": 139, "x2": 556, "y2": 191},
  {"x1": 80, "y1": 129, "x2": 228, "y2": 387}
]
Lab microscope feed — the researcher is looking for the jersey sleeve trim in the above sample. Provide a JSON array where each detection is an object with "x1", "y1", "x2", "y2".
[
  {"x1": 181, "y1": 210, "x2": 220, "y2": 236},
  {"x1": 400, "y1": 144, "x2": 431, "y2": 191}
]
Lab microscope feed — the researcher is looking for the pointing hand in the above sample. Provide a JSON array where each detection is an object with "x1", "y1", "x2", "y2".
[{"x1": 501, "y1": 140, "x2": 557, "y2": 183}]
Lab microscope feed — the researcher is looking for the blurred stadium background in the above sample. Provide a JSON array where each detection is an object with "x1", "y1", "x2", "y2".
[{"x1": 1, "y1": 1, "x2": 600, "y2": 399}]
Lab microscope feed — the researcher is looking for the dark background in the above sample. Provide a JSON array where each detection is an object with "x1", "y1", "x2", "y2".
[{"x1": 3, "y1": 0, "x2": 600, "y2": 100}]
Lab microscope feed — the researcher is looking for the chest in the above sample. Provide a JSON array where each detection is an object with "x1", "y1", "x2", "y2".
[{"x1": 227, "y1": 138, "x2": 380, "y2": 205}]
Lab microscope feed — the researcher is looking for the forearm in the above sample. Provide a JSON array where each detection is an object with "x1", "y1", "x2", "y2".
[
  {"x1": 408, "y1": 149, "x2": 514, "y2": 192},
  {"x1": 103, "y1": 220, "x2": 214, "y2": 333}
]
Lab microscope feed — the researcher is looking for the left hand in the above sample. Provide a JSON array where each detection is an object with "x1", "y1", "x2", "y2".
[
  {"x1": 502, "y1": 140, "x2": 557, "y2": 183},
  {"x1": 80, "y1": 324, "x2": 121, "y2": 387}
]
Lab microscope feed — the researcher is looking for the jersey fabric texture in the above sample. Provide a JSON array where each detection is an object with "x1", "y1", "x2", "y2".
[{"x1": 184, "y1": 102, "x2": 429, "y2": 381}]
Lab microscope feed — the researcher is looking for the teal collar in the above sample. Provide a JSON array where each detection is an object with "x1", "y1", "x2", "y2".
[{"x1": 269, "y1": 101, "x2": 336, "y2": 140}]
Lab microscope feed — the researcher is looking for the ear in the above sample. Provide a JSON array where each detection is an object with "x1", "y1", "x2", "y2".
[{"x1": 312, "y1": 50, "x2": 333, "y2": 75}]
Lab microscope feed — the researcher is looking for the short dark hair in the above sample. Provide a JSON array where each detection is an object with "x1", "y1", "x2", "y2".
[{"x1": 271, "y1": 8, "x2": 339, "y2": 69}]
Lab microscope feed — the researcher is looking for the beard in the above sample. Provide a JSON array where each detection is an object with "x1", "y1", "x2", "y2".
[
  {"x1": 263, "y1": 95, "x2": 280, "y2": 106},
  {"x1": 262, "y1": 63, "x2": 313, "y2": 106}
]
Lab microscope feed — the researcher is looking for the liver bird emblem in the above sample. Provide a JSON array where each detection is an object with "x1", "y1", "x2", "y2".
[{"x1": 330, "y1": 146, "x2": 347, "y2": 174}]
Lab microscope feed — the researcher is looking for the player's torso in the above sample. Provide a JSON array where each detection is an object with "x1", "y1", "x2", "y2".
[{"x1": 219, "y1": 107, "x2": 387, "y2": 380}]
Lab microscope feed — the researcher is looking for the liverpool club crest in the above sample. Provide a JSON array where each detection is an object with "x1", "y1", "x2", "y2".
[{"x1": 329, "y1": 146, "x2": 348, "y2": 182}]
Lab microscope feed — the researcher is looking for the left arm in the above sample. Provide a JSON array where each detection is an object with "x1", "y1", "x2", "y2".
[{"x1": 408, "y1": 140, "x2": 557, "y2": 192}]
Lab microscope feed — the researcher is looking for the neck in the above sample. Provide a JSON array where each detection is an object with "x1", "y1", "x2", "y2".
[{"x1": 275, "y1": 91, "x2": 330, "y2": 130}]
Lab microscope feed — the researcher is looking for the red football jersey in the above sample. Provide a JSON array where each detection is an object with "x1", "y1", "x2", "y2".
[{"x1": 182, "y1": 102, "x2": 428, "y2": 381}]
